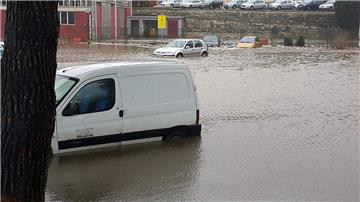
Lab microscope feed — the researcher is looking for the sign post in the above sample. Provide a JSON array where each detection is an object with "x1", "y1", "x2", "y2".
[{"x1": 157, "y1": 15, "x2": 166, "y2": 44}]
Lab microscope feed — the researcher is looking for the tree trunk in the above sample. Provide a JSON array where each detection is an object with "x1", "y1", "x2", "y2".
[{"x1": 1, "y1": 2, "x2": 59, "y2": 201}]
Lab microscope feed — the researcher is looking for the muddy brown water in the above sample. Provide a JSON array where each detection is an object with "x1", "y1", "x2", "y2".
[{"x1": 46, "y1": 44, "x2": 359, "y2": 201}]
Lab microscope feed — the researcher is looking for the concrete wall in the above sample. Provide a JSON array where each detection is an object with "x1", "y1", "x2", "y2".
[{"x1": 133, "y1": 8, "x2": 338, "y2": 41}]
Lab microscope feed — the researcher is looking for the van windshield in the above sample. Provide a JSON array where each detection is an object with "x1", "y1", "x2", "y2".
[{"x1": 55, "y1": 74, "x2": 79, "y2": 106}]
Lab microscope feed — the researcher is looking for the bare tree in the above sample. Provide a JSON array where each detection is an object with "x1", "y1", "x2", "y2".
[{"x1": 1, "y1": 1, "x2": 59, "y2": 201}]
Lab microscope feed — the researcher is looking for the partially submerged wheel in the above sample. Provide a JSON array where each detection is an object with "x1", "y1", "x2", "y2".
[
  {"x1": 163, "y1": 128, "x2": 188, "y2": 141},
  {"x1": 176, "y1": 53, "x2": 184, "y2": 58},
  {"x1": 201, "y1": 51, "x2": 208, "y2": 57}
]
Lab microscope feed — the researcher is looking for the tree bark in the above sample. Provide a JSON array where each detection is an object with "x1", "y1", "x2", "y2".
[{"x1": 1, "y1": 2, "x2": 59, "y2": 201}]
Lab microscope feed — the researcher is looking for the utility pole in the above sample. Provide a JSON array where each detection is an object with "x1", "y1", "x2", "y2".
[{"x1": 115, "y1": 0, "x2": 117, "y2": 39}]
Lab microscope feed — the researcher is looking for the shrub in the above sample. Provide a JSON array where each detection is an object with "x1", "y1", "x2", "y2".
[
  {"x1": 295, "y1": 36, "x2": 305, "y2": 46},
  {"x1": 283, "y1": 37, "x2": 293, "y2": 46}
]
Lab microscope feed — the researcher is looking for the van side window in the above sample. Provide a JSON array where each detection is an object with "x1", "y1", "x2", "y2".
[
  {"x1": 63, "y1": 79, "x2": 115, "y2": 116},
  {"x1": 123, "y1": 73, "x2": 190, "y2": 107},
  {"x1": 194, "y1": 40, "x2": 203, "y2": 48}
]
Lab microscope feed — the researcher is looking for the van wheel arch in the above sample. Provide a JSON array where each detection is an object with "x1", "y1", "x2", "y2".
[{"x1": 163, "y1": 126, "x2": 190, "y2": 141}]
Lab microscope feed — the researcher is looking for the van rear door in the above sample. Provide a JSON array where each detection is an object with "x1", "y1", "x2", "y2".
[{"x1": 56, "y1": 74, "x2": 123, "y2": 150}]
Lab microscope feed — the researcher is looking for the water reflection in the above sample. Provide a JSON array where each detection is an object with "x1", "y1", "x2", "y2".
[{"x1": 47, "y1": 137, "x2": 202, "y2": 201}]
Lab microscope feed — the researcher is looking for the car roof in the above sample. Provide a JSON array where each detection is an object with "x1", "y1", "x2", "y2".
[
  {"x1": 57, "y1": 61, "x2": 185, "y2": 79},
  {"x1": 172, "y1": 38, "x2": 204, "y2": 41}
]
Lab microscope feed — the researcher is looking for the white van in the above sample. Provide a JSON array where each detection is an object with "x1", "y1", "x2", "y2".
[{"x1": 53, "y1": 62, "x2": 201, "y2": 154}]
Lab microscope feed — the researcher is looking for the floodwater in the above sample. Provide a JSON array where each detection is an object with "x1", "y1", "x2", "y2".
[{"x1": 46, "y1": 44, "x2": 359, "y2": 201}]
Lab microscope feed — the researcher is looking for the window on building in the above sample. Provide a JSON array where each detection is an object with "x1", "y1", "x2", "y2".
[
  {"x1": 58, "y1": 11, "x2": 75, "y2": 25},
  {"x1": 68, "y1": 12, "x2": 75, "y2": 24}
]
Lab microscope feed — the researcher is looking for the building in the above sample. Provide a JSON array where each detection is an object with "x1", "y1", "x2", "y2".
[
  {"x1": 127, "y1": 16, "x2": 183, "y2": 38},
  {"x1": 0, "y1": 0, "x2": 132, "y2": 42}
]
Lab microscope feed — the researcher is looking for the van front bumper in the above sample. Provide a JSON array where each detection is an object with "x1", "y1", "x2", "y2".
[{"x1": 190, "y1": 124, "x2": 202, "y2": 136}]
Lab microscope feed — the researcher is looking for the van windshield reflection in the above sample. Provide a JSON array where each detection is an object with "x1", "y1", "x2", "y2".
[{"x1": 55, "y1": 74, "x2": 78, "y2": 106}]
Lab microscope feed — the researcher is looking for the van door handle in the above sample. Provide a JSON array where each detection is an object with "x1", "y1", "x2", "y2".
[{"x1": 119, "y1": 110, "x2": 124, "y2": 117}]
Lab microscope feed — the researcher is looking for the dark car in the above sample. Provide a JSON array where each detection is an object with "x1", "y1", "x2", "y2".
[
  {"x1": 203, "y1": 35, "x2": 220, "y2": 47},
  {"x1": 298, "y1": 0, "x2": 327, "y2": 10}
]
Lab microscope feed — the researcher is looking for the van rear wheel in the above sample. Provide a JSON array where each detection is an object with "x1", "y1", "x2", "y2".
[{"x1": 163, "y1": 128, "x2": 188, "y2": 141}]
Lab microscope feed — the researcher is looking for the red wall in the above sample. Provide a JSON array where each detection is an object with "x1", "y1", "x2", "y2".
[
  {"x1": 96, "y1": 3, "x2": 102, "y2": 40},
  {"x1": 0, "y1": 3, "x2": 131, "y2": 42},
  {"x1": 59, "y1": 12, "x2": 89, "y2": 42},
  {"x1": 0, "y1": 10, "x2": 6, "y2": 40}
]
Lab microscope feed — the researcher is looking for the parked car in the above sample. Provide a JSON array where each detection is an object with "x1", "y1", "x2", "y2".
[
  {"x1": 203, "y1": 35, "x2": 221, "y2": 47},
  {"x1": 200, "y1": 0, "x2": 224, "y2": 9},
  {"x1": 240, "y1": 0, "x2": 267, "y2": 10},
  {"x1": 181, "y1": 0, "x2": 202, "y2": 8},
  {"x1": 319, "y1": 0, "x2": 335, "y2": 11},
  {"x1": 173, "y1": 0, "x2": 184, "y2": 7},
  {"x1": 237, "y1": 36, "x2": 261, "y2": 48},
  {"x1": 224, "y1": 0, "x2": 247, "y2": 9},
  {"x1": 269, "y1": 0, "x2": 297, "y2": 10},
  {"x1": 52, "y1": 62, "x2": 201, "y2": 154},
  {"x1": 153, "y1": 39, "x2": 209, "y2": 58},
  {"x1": 160, "y1": 0, "x2": 175, "y2": 7},
  {"x1": 298, "y1": 0, "x2": 327, "y2": 10}
]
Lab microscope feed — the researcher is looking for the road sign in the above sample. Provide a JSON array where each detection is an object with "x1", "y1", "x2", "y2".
[{"x1": 158, "y1": 15, "x2": 166, "y2": 29}]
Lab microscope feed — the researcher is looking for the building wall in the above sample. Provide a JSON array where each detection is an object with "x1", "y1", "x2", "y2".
[
  {"x1": 133, "y1": 8, "x2": 339, "y2": 41},
  {"x1": 96, "y1": 2, "x2": 102, "y2": 40},
  {"x1": 0, "y1": 9, "x2": 5, "y2": 40},
  {"x1": 59, "y1": 12, "x2": 90, "y2": 42}
]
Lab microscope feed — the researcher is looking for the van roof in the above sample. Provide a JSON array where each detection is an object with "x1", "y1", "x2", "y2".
[{"x1": 57, "y1": 61, "x2": 185, "y2": 79}]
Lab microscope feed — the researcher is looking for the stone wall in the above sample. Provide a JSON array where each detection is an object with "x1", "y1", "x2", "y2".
[{"x1": 133, "y1": 8, "x2": 337, "y2": 41}]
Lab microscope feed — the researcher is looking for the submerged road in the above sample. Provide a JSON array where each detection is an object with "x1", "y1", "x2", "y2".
[{"x1": 46, "y1": 44, "x2": 359, "y2": 201}]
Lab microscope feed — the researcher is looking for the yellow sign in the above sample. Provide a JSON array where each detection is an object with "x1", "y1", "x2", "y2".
[{"x1": 158, "y1": 15, "x2": 166, "y2": 29}]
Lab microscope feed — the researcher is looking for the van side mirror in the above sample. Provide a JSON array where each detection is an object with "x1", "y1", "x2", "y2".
[
  {"x1": 63, "y1": 101, "x2": 79, "y2": 116},
  {"x1": 185, "y1": 46, "x2": 190, "y2": 49}
]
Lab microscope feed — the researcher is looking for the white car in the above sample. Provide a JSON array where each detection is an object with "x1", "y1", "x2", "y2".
[
  {"x1": 153, "y1": 39, "x2": 208, "y2": 58},
  {"x1": 181, "y1": 0, "x2": 202, "y2": 8},
  {"x1": 319, "y1": 0, "x2": 335, "y2": 11},
  {"x1": 160, "y1": 0, "x2": 175, "y2": 7},
  {"x1": 240, "y1": 0, "x2": 267, "y2": 10},
  {"x1": 52, "y1": 62, "x2": 201, "y2": 154},
  {"x1": 269, "y1": 0, "x2": 297, "y2": 10}
]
